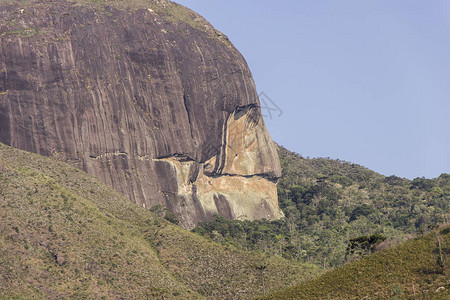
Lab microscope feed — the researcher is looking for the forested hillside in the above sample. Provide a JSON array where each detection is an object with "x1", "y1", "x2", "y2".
[{"x1": 193, "y1": 146, "x2": 450, "y2": 268}]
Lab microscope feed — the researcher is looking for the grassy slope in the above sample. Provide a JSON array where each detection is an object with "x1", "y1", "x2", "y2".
[
  {"x1": 0, "y1": 143, "x2": 198, "y2": 299},
  {"x1": 0, "y1": 143, "x2": 319, "y2": 299},
  {"x1": 152, "y1": 222, "x2": 320, "y2": 298},
  {"x1": 263, "y1": 226, "x2": 450, "y2": 299}
]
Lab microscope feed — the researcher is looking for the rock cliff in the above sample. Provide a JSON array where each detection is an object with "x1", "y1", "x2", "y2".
[{"x1": 0, "y1": 0, "x2": 283, "y2": 228}]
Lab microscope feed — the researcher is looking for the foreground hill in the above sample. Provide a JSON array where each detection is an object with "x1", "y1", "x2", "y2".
[
  {"x1": 0, "y1": 143, "x2": 319, "y2": 299},
  {"x1": 194, "y1": 146, "x2": 450, "y2": 268},
  {"x1": 263, "y1": 226, "x2": 450, "y2": 299}
]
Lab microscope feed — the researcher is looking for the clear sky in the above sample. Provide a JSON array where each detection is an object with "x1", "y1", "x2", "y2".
[{"x1": 173, "y1": 0, "x2": 450, "y2": 179}]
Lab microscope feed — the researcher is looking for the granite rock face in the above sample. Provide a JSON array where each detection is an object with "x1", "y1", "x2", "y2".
[{"x1": 0, "y1": 0, "x2": 283, "y2": 228}]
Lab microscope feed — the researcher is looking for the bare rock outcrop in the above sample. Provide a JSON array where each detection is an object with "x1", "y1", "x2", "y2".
[{"x1": 0, "y1": 0, "x2": 283, "y2": 228}]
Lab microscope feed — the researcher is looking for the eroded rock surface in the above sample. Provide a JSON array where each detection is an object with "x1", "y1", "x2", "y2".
[{"x1": 0, "y1": 0, "x2": 283, "y2": 228}]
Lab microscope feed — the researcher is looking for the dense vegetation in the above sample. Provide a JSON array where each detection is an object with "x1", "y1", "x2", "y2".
[
  {"x1": 263, "y1": 226, "x2": 450, "y2": 299},
  {"x1": 0, "y1": 143, "x2": 319, "y2": 299},
  {"x1": 193, "y1": 145, "x2": 450, "y2": 268}
]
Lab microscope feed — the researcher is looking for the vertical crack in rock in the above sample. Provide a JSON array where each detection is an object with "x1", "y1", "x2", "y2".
[
  {"x1": 213, "y1": 111, "x2": 230, "y2": 176},
  {"x1": 182, "y1": 93, "x2": 195, "y2": 141}
]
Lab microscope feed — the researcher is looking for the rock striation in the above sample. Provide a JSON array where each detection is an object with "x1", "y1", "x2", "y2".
[{"x1": 0, "y1": 0, "x2": 283, "y2": 228}]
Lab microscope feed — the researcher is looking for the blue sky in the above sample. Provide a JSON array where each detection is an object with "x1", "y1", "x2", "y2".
[{"x1": 173, "y1": 0, "x2": 450, "y2": 179}]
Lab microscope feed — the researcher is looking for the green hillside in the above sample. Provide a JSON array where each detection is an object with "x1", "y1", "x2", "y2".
[
  {"x1": 0, "y1": 143, "x2": 319, "y2": 299},
  {"x1": 263, "y1": 226, "x2": 450, "y2": 299},
  {"x1": 193, "y1": 145, "x2": 450, "y2": 268}
]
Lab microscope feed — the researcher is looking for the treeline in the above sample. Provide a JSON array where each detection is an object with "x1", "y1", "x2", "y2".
[{"x1": 193, "y1": 146, "x2": 450, "y2": 268}]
